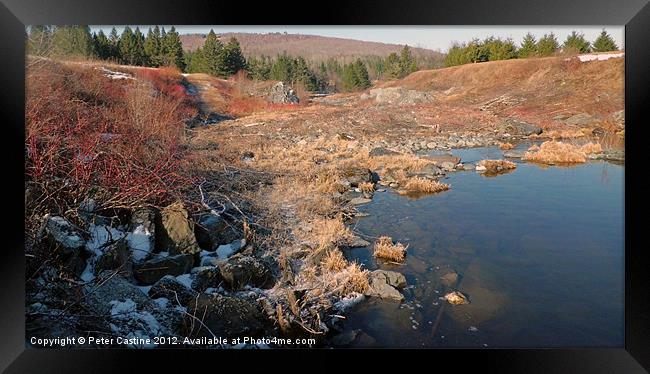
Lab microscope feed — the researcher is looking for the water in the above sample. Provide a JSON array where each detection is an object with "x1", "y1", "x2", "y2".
[{"x1": 341, "y1": 144, "x2": 624, "y2": 348}]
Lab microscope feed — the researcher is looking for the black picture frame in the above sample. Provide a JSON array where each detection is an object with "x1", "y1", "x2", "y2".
[{"x1": 1, "y1": 0, "x2": 648, "y2": 372}]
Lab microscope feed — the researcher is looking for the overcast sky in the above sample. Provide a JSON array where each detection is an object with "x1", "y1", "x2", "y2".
[{"x1": 91, "y1": 26, "x2": 624, "y2": 52}]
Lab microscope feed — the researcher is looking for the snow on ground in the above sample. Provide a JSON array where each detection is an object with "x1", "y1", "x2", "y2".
[
  {"x1": 571, "y1": 52, "x2": 624, "y2": 62},
  {"x1": 81, "y1": 224, "x2": 127, "y2": 282},
  {"x1": 97, "y1": 66, "x2": 134, "y2": 80},
  {"x1": 333, "y1": 292, "x2": 365, "y2": 312},
  {"x1": 109, "y1": 298, "x2": 163, "y2": 348},
  {"x1": 127, "y1": 224, "x2": 153, "y2": 261},
  {"x1": 175, "y1": 274, "x2": 193, "y2": 289}
]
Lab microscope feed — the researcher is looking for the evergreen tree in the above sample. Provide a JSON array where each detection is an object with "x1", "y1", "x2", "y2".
[
  {"x1": 118, "y1": 26, "x2": 137, "y2": 64},
  {"x1": 592, "y1": 29, "x2": 618, "y2": 52},
  {"x1": 292, "y1": 56, "x2": 318, "y2": 91},
  {"x1": 132, "y1": 27, "x2": 146, "y2": 65},
  {"x1": 144, "y1": 26, "x2": 162, "y2": 66},
  {"x1": 92, "y1": 30, "x2": 111, "y2": 60},
  {"x1": 537, "y1": 33, "x2": 559, "y2": 56},
  {"x1": 108, "y1": 27, "x2": 120, "y2": 60},
  {"x1": 353, "y1": 59, "x2": 371, "y2": 89},
  {"x1": 162, "y1": 26, "x2": 185, "y2": 70},
  {"x1": 341, "y1": 59, "x2": 371, "y2": 92},
  {"x1": 385, "y1": 52, "x2": 401, "y2": 78},
  {"x1": 563, "y1": 31, "x2": 591, "y2": 54},
  {"x1": 202, "y1": 30, "x2": 226, "y2": 76},
  {"x1": 27, "y1": 25, "x2": 52, "y2": 56},
  {"x1": 269, "y1": 54, "x2": 294, "y2": 83},
  {"x1": 399, "y1": 45, "x2": 418, "y2": 77},
  {"x1": 486, "y1": 38, "x2": 518, "y2": 61},
  {"x1": 51, "y1": 25, "x2": 95, "y2": 58},
  {"x1": 223, "y1": 37, "x2": 247, "y2": 76},
  {"x1": 519, "y1": 32, "x2": 537, "y2": 58}
]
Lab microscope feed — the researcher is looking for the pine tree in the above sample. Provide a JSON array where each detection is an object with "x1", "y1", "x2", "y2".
[
  {"x1": 353, "y1": 59, "x2": 371, "y2": 89},
  {"x1": 223, "y1": 37, "x2": 247, "y2": 76},
  {"x1": 385, "y1": 52, "x2": 401, "y2": 78},
  {"x1": 270, "y1": 54, "x2": 294, "y2": 83},
  {"x1": 592, "y1": 30, "x2": 618, "y2": 52},
  {"x1": 118, "y1": 26, "x2": 137, "y2": 64},
  {"x1": 132, "y1": 27, "x2": 146, "y2": 65},
  {"x1": 537, "y1": 33, "x2": 559, "y2": 56},
  {"x1": 292, "y1": 56, "x2": 317, "y2": 91},
  {"x1": 108, "y1": 27, "x2": 120, "y2": 60},
  {"x1": 202, "y1": 30, "x2": 226, "y2": 76},
  {"x1": 51, "y1": 25, "x2": 94, "y2": 58},
  {"x1": 519, "y1": 33, "x2": 537, "y2": 58},
  {"x1": 563, "y1": 31, "x2": 591, "y2": 54},
  {"x1": 399, "y1": 45, "x2": 417, "y2": 77},
  {"x1": 162, "y1": 26, "x2": 185, "y2": 70},
  {"x1": 144, "y1": 26, "x2": 162, "y2": 66},
  {"x1": 92, "y1": 30, "x2": 111, "y2": 60}
]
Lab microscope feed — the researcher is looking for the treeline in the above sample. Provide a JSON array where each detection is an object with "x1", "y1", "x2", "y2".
[
  {"x1": 445, "y1": 30, "x2": 619, "y2": 67},
  {"x1": 27, "y1": 25, "x2": 186, "y2": 70}
]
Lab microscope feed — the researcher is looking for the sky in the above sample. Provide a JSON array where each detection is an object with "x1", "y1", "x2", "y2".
[{"x1": 91, "y1": 26, "x2": 624, "y2": 52}]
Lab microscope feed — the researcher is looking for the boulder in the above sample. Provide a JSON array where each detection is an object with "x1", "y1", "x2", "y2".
[
  {"x1": 364, "y1": 270, "x2": 406, "y2": 301},
  {"x1": 157, "y1": 202, "x2": 200, "y2": 256},
  {"x1": 133, "y1": 254, "x2": 194, "y2": 285},
  {"x1": 191, "y1": 267, "x2": 224, "y2": 292},
  {"x1": 85, "y1": 271, "x2": 153, "y2": 315},
  {"x1": 345, "y1": 236, "x2": 371, "y2": 248},
  {"x1": 349, "y1": 197, "x2": 372, "y2": 206},
  {"x1": 43, "y1": 215, "x2": 85, "y2": 250},
  {"x1": 563, "y1": 113, "x2": 595, "y2": 127},
  {"x1": 194, "y1": 213, "x2": 240, "y2": 251},
  {"x1": 267, "y1": 81, "x2": 299, "y2": 104},
  {"x1": 184, "y1": 293, "x2": 267, "y2": 338},
  {"x1": 425, "y1": 154, "x2": 461, "y2": 166},
  {"x1": 501, "y1": 118, "x2": 542, "y2": 136},
  {"x1": 443, "y1": 291, "x2": 470, "y2": 305},
  {"x1": 369, "y1": 147, "x2": 400, "y2": 157},
  {"x1": 94, "y1": 238, "x2": 132, "y2": 277},
  {"x1": 342, "y1": 167, "x2": 372, "y2": 187},
  {"x1": 149, "y1": 275, "x2": 198, "y2": 307},
  {"x1": 218, "y1": 254, "x2": 273, "y2": 290}
]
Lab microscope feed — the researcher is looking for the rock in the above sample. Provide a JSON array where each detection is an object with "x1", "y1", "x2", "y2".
[
  {"x1": 563, "y1": 113, "x2": 595, "y2": 127},
  {"x1": 185, "y1": 293, "x2": 266, "y2": 338},
  {"x1": 43, "y1": 215, "x2": 85, "y2": 250},
  {"x1": 368, "y1": 87, "x2": 433, "y2": 105},
  {"x1": 463, "y1": 163, "x2": 475, "y2": 171},
  {"x1": 426, "y1": 154, "x2": 461, "y2": 166},
  {"x1": 94, "y1": 238, "x2": 132, "y2": 277},
  {"x1": 440, "y1": 271, "x2": 459, "y2": 287},
  {"x1": 372, "y1": 270, "x2": 407, "y2": 289},
  {"x1": 342, "y1": 167, "x2": 372, "y2": 187},
  {"x1": 338, "y1": 132, "x2": 355, "y2": 141},
  {"x1": 241, "y1": 151, "x2": 255, "y2": 162},
  {"x1": 369, "y1": 147, "x2": 400, "y2": 157},
  {"x1": 475, "y1": 165, "x2": 487, "y2": 171},
  {"x1": 440, "y1": 161, "x2": 456, "y2": 171},
  {"x1": 503, "y1": 150, "x2": 525, "y2": 158},
  {"x1": 443, "y1": 291, "x2": 470, "y2": 305},
  {"x1": 349, "y1": 197, "x2": 372, "y2": 206},
  {"x1": 426, "y1": 142, "x2": 437, "y2": 149},
  {"x1": 501, "y1": 118, "x2": 542, "y2": 136},
  {"x1": 157, "y1": 202, "x2": 200, "y2": 256},
  {"x1": 364, "y1": 270, "x2": 406, "y2": 301},
  {"x1": 218, "y1": 254, "x2": 273, "y2": 290},
  {"x1": 85, "y1": 271, "x2": 153, "y2": 315},
  {"x1": 346, "y1": 236, "x2": 370, "y2": 248},
  {"x1": 133, "y1": 254, "x2": 194, "y2": 285},
  {"x1": 149, "y1": 275, "x2": 198, "y2": 307},
  {"x1": 266, "y1": 81, "x2": 299, "y2": 104},
  {"x1": 191, "y1": 267, "x2": 224, "y2": 292},
  {"x1": 331, "y1": 329, "x2": 360, "y2": 346},
  {"x1": 194, "y1": 213, "x2": 240, "y2": 251},
  {"x1": 128, "y1": 207, "x2": 156, "y2": 262}
]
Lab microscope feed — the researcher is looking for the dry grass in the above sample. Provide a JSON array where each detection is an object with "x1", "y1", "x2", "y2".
[
  {"x1": 358, "y1": 181, "x2": 375, "y2": 193},
  {"x1": 499, "y1": 142, "x2": 515, "y2": 150},
  {"x1": 373, "y1": 236, "x2": 407, "y2": 262},
  {"x1": 401, "y1": 177, "x2": 450, "y2": 194},
  {"x1": 321, "y1": 248, "x2": 348, "y2": 272},
  {"x1": 522, "y1": 141, "x2": 601, "y2": 164},
  {"x1": 310, "y1": 217, "x2": 355, "y2": 247}
]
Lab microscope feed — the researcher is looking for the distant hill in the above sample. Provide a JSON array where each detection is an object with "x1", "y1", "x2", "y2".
[{"x1": 179, "y1": 32, "x2": 445, "y2": 64}]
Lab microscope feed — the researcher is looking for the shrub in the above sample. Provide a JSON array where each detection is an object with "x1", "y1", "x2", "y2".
[
  {"x1": 522, "y1": 141, "x2": 601, "y2": 164},
  {"x1": 358, "y1": 181, "x2": 375, "y2": 193},
  {"x1": 373, "y1": 236, "x2": 407, "y2": 262},
  {"x1": 402, "y1": 177, "x2": 450, "y2": 194}
]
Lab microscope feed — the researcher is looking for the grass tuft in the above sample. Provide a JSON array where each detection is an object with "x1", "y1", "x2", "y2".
[{"x1": 373, "y1": 236, "x2": 407, "y2": 262}]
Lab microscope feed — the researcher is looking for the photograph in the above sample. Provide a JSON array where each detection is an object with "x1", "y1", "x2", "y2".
[{"x1": 23, "y1": 24, "x2": 626, "y2": 349}]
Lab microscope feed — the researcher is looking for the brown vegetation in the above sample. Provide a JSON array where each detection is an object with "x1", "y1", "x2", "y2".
[
  {"x1": 522, "y1": 141, "x2": 602, "y2": 164},
  {"x1": 401, "y1": 177, "x2": 450, "y2": 194},
  {"x1": 373, "y1": 236, "x2": 407, "y2": 262}
]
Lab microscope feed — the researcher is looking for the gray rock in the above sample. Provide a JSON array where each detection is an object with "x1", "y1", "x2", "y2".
[
  {"x1": 440, "y1": 271, "x2": 459, "y2": 287},
  {"x1": 503, "y1": 150, "x2": 525, "y2": 158},
  {"x1": 267, "y1": 81, "x2": 299, "y2": 104},
  {"x1": 156, "y1": 202, "x2": 200, "y2": 256},
  {"x1": 346, "y1": 236, "x2": 371, "y2": 248},
  {"x1": 218, "y1": 254, "x2": 273, "y2": 290},
  {"x1": 149, "y1": 275, "x2": 198, "y2": 307},
  {"x1": 184, "y1": 293, "x2": 267, "y2": 338},
  {"x1": 192, "y1": 267, "x2": 224, "y2": 292},
  {"x1": 369, "y1": 147, "x2": 400, "y2": 157},
  {"x1": 94, "y1": 239, "x2": 132, "y2": 278},
  {"x1": 349, "y1": 197, "x2": 372, "y2": 206},
  {"x1": 440, "y1": 161, "x2": 456, "y2": 171},
  {"x1": 563, "y1": 113, "x2": 595, "y2": 127},
  {"x1": 364, "y1": 270, "x2": 406, "y2": 301},
  {"x1": 44, "y1": 215, "x2": 85, "y2": 250},
  {"x1": 85, "y1": 271, "x2": 153, "y2": 315},
  {"x1": 342, "y1": 167, "x2": 372, "y2": 187},
  {"x1": 133, "y1": 254, "x2": 194, "y2": 285},
  {"x1": 501, "y1": 118, "x2": 543, "y2": 136},
  {"x1": 426, "y1": 154, "x2": 461, "y2": 165},
  {"x1": 194, "y1": 213, "x2": 240, "y2": 251}
]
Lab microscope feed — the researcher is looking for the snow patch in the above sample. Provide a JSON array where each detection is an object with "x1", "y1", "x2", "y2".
[
  {"x1": 570, "y1": 52, "x2": 624, "y2": 62},
  {"x1": 334, "y1": 292, "x2": 365, "y2": 312},
  {"x1": 127, "y1": 224, "x2": 153, "y2": 261},
  {"x1": 98, "y1": 66, "x2": 134, "y2": 80},
  {"x1": 175, "y1": 274, "x2": 193, "y2": 289}
]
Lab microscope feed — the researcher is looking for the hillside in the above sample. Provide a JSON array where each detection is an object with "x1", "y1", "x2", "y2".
[{"x1": 180, "y1": 32, "x2": 444, "y2": 63}]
